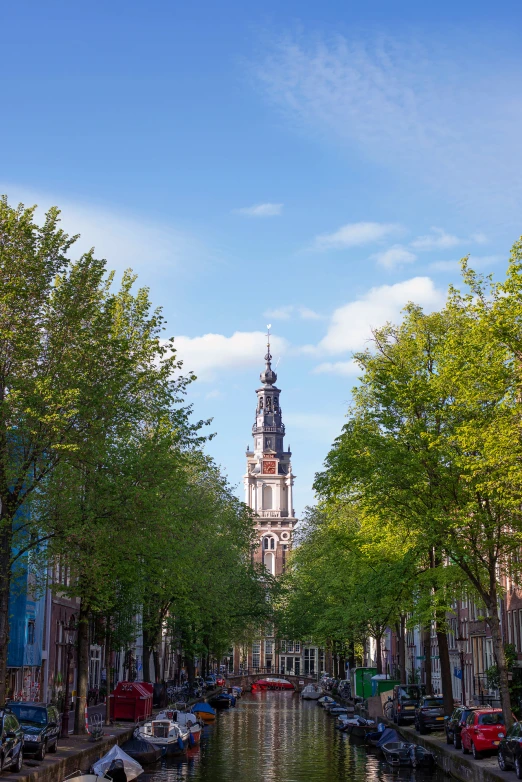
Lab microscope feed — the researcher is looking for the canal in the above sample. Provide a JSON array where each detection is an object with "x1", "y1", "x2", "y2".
[{"x1": 141, "y1": 691, "x2": 448, "y2": 782}]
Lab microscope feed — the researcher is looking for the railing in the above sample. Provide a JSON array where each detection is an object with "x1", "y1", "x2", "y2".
[
  {"x1": 251, "y1": 425, "x2": 285, "y2": 434},
  {"x1": 229, "y1": 667, "x2": 318, "y2": 680},
  {"x1": 257, "y1": 511, "x2": 289, "y2": 518}
]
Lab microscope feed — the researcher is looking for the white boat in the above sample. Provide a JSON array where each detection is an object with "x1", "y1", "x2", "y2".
[
  {"x1": 301, "y1": 684, "x2": 324, "y2": 700},
  {"x1": 91, "y1": 745, "x2": 143, "y2": 781},
  {"x1": 171, "y1": 710, "x2": 203, "y2": 745},
  {"x1": 136, "y1": 711, "x2": 189, "y2": 755},
  {"x1": 318, "y1": 695, "x2": 336, "y2": 706}
]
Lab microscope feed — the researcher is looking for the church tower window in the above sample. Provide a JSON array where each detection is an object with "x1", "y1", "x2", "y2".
[{"x1": 262, "y1": 485, "x2": 273, "y2": 510}]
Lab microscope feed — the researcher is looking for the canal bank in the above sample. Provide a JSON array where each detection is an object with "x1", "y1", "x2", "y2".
[
  {"x1": 0, "y1": 691, "x2": 223, "y2": 782},
  {"x1": 385, "y1": 719, "x2": 514, "y2": 782}
]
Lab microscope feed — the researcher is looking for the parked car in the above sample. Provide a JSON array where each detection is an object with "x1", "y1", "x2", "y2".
[
  {"x1": 445, "y1": 706, "x2": 479, "y2": 749},
  {"x1": 498, "y1": 720, "x2": 522, "y2": 778},
  {"x1": 414, "y1": 696, "x2": 445, "y2": 734},
  {"x1": 389, "y1": 684, "x2": 426, "y2": 725},
  {"x1": 216, "y1": 676, "x2": 226, "y2": 687},
  {"x1": 205, "y1": 675, "x2": 217, "y2": 689},
  {"x1": 461, "y1": 708, "x2": 508, "y2": 759},
  {"x1": 7, "y1": 703, "x2": 60, "y2": 760},
  {"x1": 0, "y1": 708, "x2": 24, "y2": 773}
]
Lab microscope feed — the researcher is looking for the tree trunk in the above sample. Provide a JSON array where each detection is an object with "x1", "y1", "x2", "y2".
[
  {"x1": 74, "y1": 600, "x2": 89, "y2": 735},
  {"x1": 348, "y1": 640, "x2": 356, "y2": 669},
  {"x1": 0, "y1": 523, "x2": 11, "y2": 706},
  {"x1": 153, "y1": 647, "x2": 161, "y2": 683},
  {"x1": 436, "y1": 627, "x2": 454, "y2": 717},
  {"x1": 423, "y1": 626, "x2": 433, "y2": 695},
  {"x1": 489, "y1": 605, "x2": 513, "y2": 729},
  {"x1": 375, "y1": 633, "x2": 383, "y2": 674},
  {"x1": 186, "y1": 656, "x2": 195, "y2": 685},
  {"x1": 398, "y1": 616, "x2": 406, "y2": 684}
]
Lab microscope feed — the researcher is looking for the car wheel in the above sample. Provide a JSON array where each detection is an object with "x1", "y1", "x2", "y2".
[
  {"x1": 454, "y1": 732, "x2": 461, "y2": 750},
  {"x1": 35, "y1": 741, "x2": 46, "y2": 761},
  {"x1": 472, "y1": 742, "x2": 482, "y2": 760},
  {"x1": 498, "y1": 750, "x2": 508, "y2": 771},
  {"x1": 14, "y1": 747, "x2": 23, "y2": 772},
  {"x1": 49, "y1": 739, "x2": 58, "y2": 753},
  {"x1": 515, "y1": 756, "x2": 522, "y2": 780}
]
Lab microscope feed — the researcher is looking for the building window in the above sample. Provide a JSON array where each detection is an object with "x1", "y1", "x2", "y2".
[
  {"x1": 294, "y1": 641, "x2": 301, "y2": 653},
  {"x1": 280, "y1": 641, "x2": 287, "y2": 653},
  {"x1": 287, "y1": 641, "x2": 294, "y2": 653},
  {"x1": 508, "y1": 611, "x2": 513, "y2": 644},
  {"x1": 263, "y1": 485, "x2": 273, "y2": 510},
  {"x1": 27, "y1": 620, "x2": 35, "y2": 645},
  {"x1": 264, "y1": 552, "x2": 275, "y2": 575},
  {"x1": 265, "y1": 640, "x2": 273, "y2": 655},
  {"x1": 252, "y1": 642, "x2": 261, "y2": 669}
]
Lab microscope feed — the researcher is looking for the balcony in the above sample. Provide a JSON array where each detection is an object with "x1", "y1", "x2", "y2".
[{"x1": 257, "y1": 510, "x2": 289, "y2": 518}]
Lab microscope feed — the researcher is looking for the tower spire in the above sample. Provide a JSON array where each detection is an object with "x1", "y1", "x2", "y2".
[{"x1": 260, "y1": 324, "x2": 277, "y2": 386}]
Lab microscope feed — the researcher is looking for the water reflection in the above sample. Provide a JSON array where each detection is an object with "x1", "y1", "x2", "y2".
[{"x1": 141, "y1": 692, "x2": 446, "y2": 782}]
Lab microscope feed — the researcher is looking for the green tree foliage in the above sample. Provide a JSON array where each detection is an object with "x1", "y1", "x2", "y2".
[
  {"x1": 308, "y1": 241, "x2": 522, "y2": 726},
  {"x1": 0, "y1": 197, "x2": 273, "y2": 725}
]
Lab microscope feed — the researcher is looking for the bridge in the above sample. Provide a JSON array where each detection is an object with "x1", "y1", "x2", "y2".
[{"x1": 227, "y1": 670, "x2": 318, "y2": 692}]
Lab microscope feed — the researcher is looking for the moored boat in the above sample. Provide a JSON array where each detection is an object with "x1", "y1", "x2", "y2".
[
  {"x1": 251, "y1": 677, "x2": 294, "y2": 691},
  {"x1": 191, "y1": 702, "x2": 216, "y2": 723},
  {"x1": 301, "y1": 684, "x2": 324, "y2": 700},
  {"x1": 91, "y1": 746, "x2": 144, "y2": 780},
  {"x1": 173, "y1": 710, "x2": 203, "y2": 746},
  {"x1": 120, "y1": 736, "x2": 164, "y2": 764},
  {"x1": 381, "y1": 741, "x2": 414, "y2": 767},
  {"x1": 318, "y1": 695, "x2": 336, "y2": 707},
  {"x1": 209, "y1": 693, "x2": 232, "y2": 709},
  {"x1": 135, "y1": 712, "x2": 189, "y2": 755}
]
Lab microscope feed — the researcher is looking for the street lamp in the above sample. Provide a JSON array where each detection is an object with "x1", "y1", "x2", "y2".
[
  {"x1": 456, "y1": 634, "x2": 467, "y2": 706},
  {"x1": 61, "y1": 615, "x2": 76, "y2": 739}
]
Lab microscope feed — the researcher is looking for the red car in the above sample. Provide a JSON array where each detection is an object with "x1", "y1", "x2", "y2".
[
  {"x1": 216, "y1": 676, "x2": 226, "y2": 687},
  {"x1": 461, "y1": 709, "x2": 509, "y2": 759}
]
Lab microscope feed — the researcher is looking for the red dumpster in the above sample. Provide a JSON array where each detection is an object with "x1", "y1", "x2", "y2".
[{"x1": 109, "y1": 681, "x2": 153, "y2": 721}]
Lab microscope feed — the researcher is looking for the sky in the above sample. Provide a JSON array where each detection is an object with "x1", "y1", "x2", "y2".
[{"x1": 2, "y1": 0, "x2": 522, "y2": 514}]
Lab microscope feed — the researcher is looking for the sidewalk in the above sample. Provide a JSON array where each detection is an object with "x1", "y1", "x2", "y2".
[
  {"x1": 386, "y1": 720, "x2": 514, "y2": 782},
  {"x1": 0, "y1": 718, "x2": 134, "y2": 782}
]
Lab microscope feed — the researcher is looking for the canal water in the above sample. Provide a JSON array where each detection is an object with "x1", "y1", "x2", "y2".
[{"x1": 141, "y1": 691, "x2": 447, "y2": 782}]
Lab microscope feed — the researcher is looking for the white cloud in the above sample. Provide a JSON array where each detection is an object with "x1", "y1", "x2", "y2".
[
  {"x1": 284, "y1": 412, "x2": 345, "y2": 442},
  {"x1": 371, "y1": 245, "x2": 417, "y2": 269},
  {"x1": 264, "y1": 305, "x2": 294, "y2": 320},
  {"x1": 313, "y1": 221, "x2": 400, "y2": 251},
  {"x1": 316, "y1": 277, "x2": 445, "y2": 356},
  {"x1": 298, "y1": 306, "x2": 322, "y2": 320},
  {"x1": 313, "y1": 360, "x2": 359, "y2": 376},
  {"x1": 205, "y1": 389, "x2": 223, "y2": 400},
  {"x1": 471, "y1": 232, "x2": 488, "y2": 245},
  {"x1": 264, "y1": 305, "x2": 323, "y2": 321},
  {"x1": 254, "y1": 33, "x2": 522, "y2": 218},
  {"x1": 174, "y1": 330, "x2": 289, "y2": 382},
  {"x1": 1, "y1": 183, "x2": 203, "y2": 278},
  {"x1": 430, "y1": 254, "x2": 503, "y2": 273},
  {"x1": 234, "y1": 203, "x2": 283, "y2": 217},
  {"x1": 411, "y1": 228, "x2": 461, "y2": 251}
]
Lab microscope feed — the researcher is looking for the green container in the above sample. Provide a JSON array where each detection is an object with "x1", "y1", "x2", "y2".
[
  {"x1": 371, "y1": 676, "x2": 400, "y2": 697},
  {"x1": 350, "y1": 667, "x2": 377, "y2": 698}
]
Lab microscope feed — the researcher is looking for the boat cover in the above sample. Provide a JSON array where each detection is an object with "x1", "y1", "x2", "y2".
[
  {"x1": 92, "y1": 745, "x2": 143, "y2": 781},
  {"x1": 376, "y1": 728, "x2": 400, "y2": 747},
  {"x1": 191, "y1": 702, "x2": 216, "y2": 715}
]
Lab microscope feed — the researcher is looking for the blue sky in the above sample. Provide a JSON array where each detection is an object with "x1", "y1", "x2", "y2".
[{"x1": 2, "y1": 0, "x2": 522, "y2": 513}]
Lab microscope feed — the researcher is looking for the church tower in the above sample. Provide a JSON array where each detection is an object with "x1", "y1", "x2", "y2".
[{"x1": 244, "y1": 330, "x2": 296, "y2": 577}]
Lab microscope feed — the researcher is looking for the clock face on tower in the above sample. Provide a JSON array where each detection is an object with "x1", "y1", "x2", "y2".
[{"x1": 262, "y1": 460, "x2": 276, "y2": 474}]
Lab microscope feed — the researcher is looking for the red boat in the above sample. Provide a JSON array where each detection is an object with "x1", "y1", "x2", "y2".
[{"x1": 251, "y1": 677, "x2": 294, "y2": 692}]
